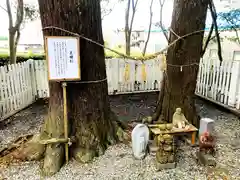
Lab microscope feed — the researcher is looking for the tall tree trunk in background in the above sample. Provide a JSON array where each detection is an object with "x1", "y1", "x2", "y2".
[
  {"x1": 125, "y1": 0, "x2": 139, "y2": 55},
  {"x1": 125, "y1": 0, "x2": 131, "y2": 55},
  {"x1": 160, "y1": 0, "x2": 208, "y2": 128},
  {"x1": 8, "y1": 31, "x2": 16, "y2": 64},
  {"x1": 142, "y1": 0, "x2": 153, "y2": 56},
  {"x1": 6, "y1": 0, "x2": 24, "y2": 64},
  {"x1": 25, "y1": 0, "x2": 120, "y2": 176}
]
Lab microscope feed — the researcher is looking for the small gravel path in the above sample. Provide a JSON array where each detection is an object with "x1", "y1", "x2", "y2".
[{"x1": 0, "y1": 93, "x2": 240, "y2": 180}]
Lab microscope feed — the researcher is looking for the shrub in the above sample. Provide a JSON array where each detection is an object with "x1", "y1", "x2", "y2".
[
  {"x1": 0, "y1": 54, "x2": 45, "y2": 66},
  {"x1": 0, "y1": 48, "x2": 155, "y2": 66}
]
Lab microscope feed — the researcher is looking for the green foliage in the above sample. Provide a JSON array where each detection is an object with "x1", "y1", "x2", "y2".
[
  {"x1": 104, "y1": 41, "x2": 109, "y2": 47},
  {"x1": 218, "y1": 9, "x2": 240, "y2": 29},
  {"x1": 24, "y1": 4, "x2": 39, "y2": 22},
  {"x1": 0, "y1": 54, "x2": 44, "y2": 66},
  {"x1": 0, "y1": 36, "x2": 8, "y2": 41},
  {"x1": 0, "y1": 46, "x2": 153, "y2": 66},
  {"x1": 227, "y1": 36, "x2": 239, "y2": 42}
]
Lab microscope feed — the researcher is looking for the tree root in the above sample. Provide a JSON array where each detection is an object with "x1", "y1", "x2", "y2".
[
  {"x1": 0, "y1": 134, "x2": 45, "y2": 169},
  {"x1": 18, "y1": 134, "x2": 45, "y2": 161},
  {"x1": 0, "y1": 134, "x2": 33, "y2": 158},
  {"x1": 42, "y1": 144, "x2": 64, "y2": 176},
  {"x1": 0, "y1": 112, "x2": 131, "y2": 176},
  {"x1": 116, "y1": 125, "x2": 130, "y2": 143},
  {"x1": 73, "y1": 147, "x2": 96, "y2": 163}
]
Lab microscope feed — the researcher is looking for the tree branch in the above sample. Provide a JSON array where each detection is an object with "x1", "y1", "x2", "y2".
[
  {"x1": 0, "y1": 4, "x2": 7, "y2": 12},
  {"x1": 222, "y1": 15, "x2": 240, "y2": 44},
  {"x1": 159, "y1": 0, "x2": 169, "y2": 42},
  {"x1": 6, "y1": 0, "x2": 13, "y2": 29},
  {"x1": 43, "y1": 26, "x2": 205, "y2": 61},
  {"x1": 209, "y1": 0, "x2": 223, "y2": 63},
  {"x1": 142, "y1": 0, "x2": 154, "y2": 56},
  {"x1": 101, "y1": 0, "x2": 117, "y2": 20},
  {"x1": 125, "y1": 0, "x2": 139, "y2": 55},
  {"x1": 129, "y1": 0, "x2": 139, "y2": 34},
  {"x1": 14, "y1": 0, "x2": 24, "y2": 30},
  {"x1": 201, "y1": 22, "x2": 214, "y2": 57}
]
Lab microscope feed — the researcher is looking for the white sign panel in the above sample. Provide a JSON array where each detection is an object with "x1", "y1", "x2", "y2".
[{"x1": 45, "y1": 36, "x2": 80, "y2": 81}]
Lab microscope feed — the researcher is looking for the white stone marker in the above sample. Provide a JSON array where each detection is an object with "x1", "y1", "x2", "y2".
[
  {"x1": 131, "y1": 123, "x2": 149, "y2": 160},
  {"x1": 199, "y1": 118, "x2": 214, "y2": 137}
]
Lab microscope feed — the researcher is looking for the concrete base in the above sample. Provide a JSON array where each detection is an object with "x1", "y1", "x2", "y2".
[
  {"x1": 155, "y1": 161, "x2": 176, "y2": 171},
  {"x1": 196, "y1": 151, "x2": 216, "y2": 166}
]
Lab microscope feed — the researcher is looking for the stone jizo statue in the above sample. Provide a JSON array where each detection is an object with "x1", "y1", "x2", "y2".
[{"x1": 172, "y1": 108, "x2": 189, "y2": 129}]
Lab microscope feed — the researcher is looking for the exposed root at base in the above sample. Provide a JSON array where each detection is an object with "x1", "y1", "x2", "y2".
[
  {"x1": 0, "y1": 134, "x2": 33, "y2": 158},
  {"x1": 42, "y1": 144, "x2": 64, "y2": 177},
  {"x1": 0, "y1": 117, "x2": 130, "y2": 176},
  {"x1": 73, "y1": 147, "x2": 96, "y2": 163},
  {"x1": 116, "y1": 125, "x2": 130, "y2": 143}
]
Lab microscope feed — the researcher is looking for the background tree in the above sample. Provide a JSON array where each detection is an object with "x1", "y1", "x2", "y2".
[
  {"x1": 101, "y1": 0, "x2": 124, "y2": 20},
  {"x1": 156, "y1": 0, "x2": 209, "y2": 128},
  {"x1": 142, "y1": 0, "x2": 154, "y2": 56},
  {"x1": 15, "y1": 0, "x2": 126, "y2": 176},
  {"x1": 0, "y1": 0, "x2": 38, "y2": 64},
  {"x1": 152, "y1": 0, "x2": 169, "y2": 121},
  {"x1": 154, "y1": 0, "x2": 169, "y2": 41},
  {"x1": 218, "y1": 9, "x2": 240, "y2": 44},
  {"x1": 125, "y1": 0, "x2": 139, "y2": 55}
]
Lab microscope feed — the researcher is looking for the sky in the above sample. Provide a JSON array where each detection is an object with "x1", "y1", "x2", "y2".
[{"x1": 0, "y1": 0, "x2": 239, "y2": 44}]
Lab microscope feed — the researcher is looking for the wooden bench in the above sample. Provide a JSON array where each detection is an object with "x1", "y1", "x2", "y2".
[{"x1": 150, "y1": 124, "x2": 198, "y2": 145}]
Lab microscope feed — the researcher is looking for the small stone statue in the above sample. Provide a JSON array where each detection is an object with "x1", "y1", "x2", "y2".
[
  {"x1": 199, "y1": 131, "x2": 216, "y2": 155},
  {"x1": 131, "y1": 124, "x2": 149, "y2": 160},
  {"x1": 172, "y1": 108, "x2": 189, "y2": 129},
  {"x1": 197, "y1": 131, "x2": 216, "y2": 166}
]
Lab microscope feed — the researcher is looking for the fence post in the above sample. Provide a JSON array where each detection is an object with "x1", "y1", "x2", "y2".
[
  {"x1": 228, "y1": 51, "x2": 240, "y2": 108},
  {"x1": 28, "y1": 59, "x2": 37, "y2": 100}
]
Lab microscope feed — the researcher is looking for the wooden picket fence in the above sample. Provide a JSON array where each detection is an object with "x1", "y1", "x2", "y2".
[
  {"x1": 0, "y1": 60, "x2": 36, "y2": 121},
  {"x1": 196, "y1": 54, "x2": 240, "y2": 110},
  {"x1": 1, "y1": 54, "x2": 240, "y2": 121},
  {"x1": 34, "y1": 58, "x2": 164, "y2": 98}
]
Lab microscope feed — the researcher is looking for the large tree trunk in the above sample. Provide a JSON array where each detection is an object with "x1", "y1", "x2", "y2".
[
  {"x1": 17, "y1": 0, "x2": 120, "y2": 176},
  {"x1": 160, "y1": 0, "x2": 208, "y2": 128}
]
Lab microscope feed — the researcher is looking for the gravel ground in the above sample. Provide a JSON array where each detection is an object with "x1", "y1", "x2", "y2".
[{"x1": 0, "y1": 93, "x2": 240, "y2": 180}]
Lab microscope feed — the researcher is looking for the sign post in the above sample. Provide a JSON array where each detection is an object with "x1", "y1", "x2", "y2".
[
  {"x1": 44, "y1": 36, "x2": 81, "y2": 163},
  {"x1": 62, "y1": 82, "x2": 68, "y2": 162}
]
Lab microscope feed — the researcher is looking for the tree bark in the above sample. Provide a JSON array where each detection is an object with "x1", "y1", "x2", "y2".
[
  {"x1": 19, "y1": 0, "x2": 120, "y2": 176},
  {"x1": 160, "y1": 0, "x2": 208, "y2": 128}
]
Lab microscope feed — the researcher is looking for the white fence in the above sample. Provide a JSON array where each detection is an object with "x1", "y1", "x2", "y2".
[
  {"x1": 1, "y1": 55, "x2": 240, "y2": 121},
  {"x1": 196, "y1": 55, "x2": 240, "y2": 110},
  {"x1": 34, "y1": 58, "x2": 164, "y2": 98},
  {"x1": 0, "y1": 61, "x2": 36, "y2": 121}
]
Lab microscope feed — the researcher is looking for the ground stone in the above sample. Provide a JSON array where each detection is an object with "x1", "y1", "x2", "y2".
[
  {"x1": 149, "y1": 145, "x2": 159, "y2": 153},
  {"x1": 74, "y1": 148, "x2": 96, "y2": 163},
  {"x1": 155, "y1": 160, "x2": 176, "y2": 171},
  {"x1": 196, "y1": 151, "x2": 216, "y2": 166}
]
